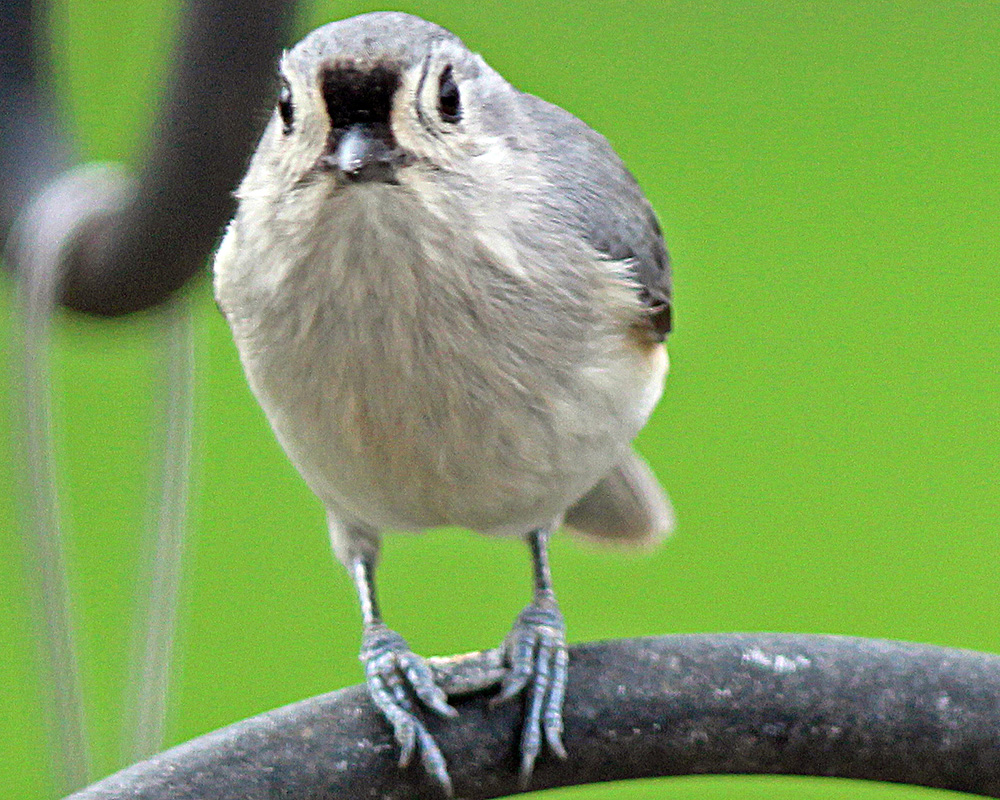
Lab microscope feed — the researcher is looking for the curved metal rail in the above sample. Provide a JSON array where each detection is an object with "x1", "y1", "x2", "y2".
[{"x1": 65, "y1": 634, "x2": 1000, "y2": 799}]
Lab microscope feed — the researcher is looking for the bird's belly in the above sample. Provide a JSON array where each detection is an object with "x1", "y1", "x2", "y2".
[
  {"x1": 252, "y1": 327, "x2": 666, "y2": 536},
  {"x1": 224, "y1": 188, "x2": 668, "y2": 535}
]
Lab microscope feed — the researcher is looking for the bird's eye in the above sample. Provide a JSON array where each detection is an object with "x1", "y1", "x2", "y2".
[
  {"x1": 278, "y1": 79, "x2": 294, "y2": 134},
  {"x1": 437, "y1": 66, "x2": 461, "y2": 123}
]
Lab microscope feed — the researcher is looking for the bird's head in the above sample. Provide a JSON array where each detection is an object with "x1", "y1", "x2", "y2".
[{"x1": 243, "y1": 12, "x2": 515, "y2": 199}]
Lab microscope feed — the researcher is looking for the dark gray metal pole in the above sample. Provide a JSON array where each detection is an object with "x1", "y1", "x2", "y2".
[{"x1": 63, "y1": 634, "x2": 1000, "y2": 799}]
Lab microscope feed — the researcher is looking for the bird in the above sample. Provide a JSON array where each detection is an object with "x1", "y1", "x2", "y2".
[{"x1": 212, "y1": 11, "x2": 674, "y2": 795}]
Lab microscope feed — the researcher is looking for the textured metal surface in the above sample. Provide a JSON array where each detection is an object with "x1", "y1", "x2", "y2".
[
  {"x1": 65, "y1": 634, "x2": 1000, "y2": 799},
  {"x1": 1, "y1": 0, "x2": 297, "y2": 315}
]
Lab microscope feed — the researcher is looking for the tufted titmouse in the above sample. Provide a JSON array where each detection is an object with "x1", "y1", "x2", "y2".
[{"x1": 213, "y1": 12, "x2": 674, "y2": 793}]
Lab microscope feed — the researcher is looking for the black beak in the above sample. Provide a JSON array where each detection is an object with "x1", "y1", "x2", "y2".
[{"x1": 320, "y1": 123, "x2": 399, "y2": 183}]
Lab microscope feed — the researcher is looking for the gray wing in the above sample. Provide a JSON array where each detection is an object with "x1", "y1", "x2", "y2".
[
  {"x1": 563, "y1": 448, "x2": 674, "y2": 546},
  {"x1": 519, "y1": 92, "x2": 673, "y2": 339}
]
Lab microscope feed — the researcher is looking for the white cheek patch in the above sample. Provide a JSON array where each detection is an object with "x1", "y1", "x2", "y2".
[{"x1": 388, "y1": 61, "x2": 430, "y2": 155}]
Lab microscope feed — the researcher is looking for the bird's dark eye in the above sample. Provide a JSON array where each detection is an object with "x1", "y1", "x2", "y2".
[
  {"x1": 278, "y1": 79, "x2": 294, "y2": 134},
  {"x1": 437, "y1": 66, "x2": 461, "y2": 123}
]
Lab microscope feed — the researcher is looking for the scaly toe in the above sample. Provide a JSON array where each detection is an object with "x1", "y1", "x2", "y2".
[
  {"x1": 361, "y1": 623, "x2": 456, "y2": 794},
  {"x1": 499, "y1": 600, "x2": 569, "y2": 787}
]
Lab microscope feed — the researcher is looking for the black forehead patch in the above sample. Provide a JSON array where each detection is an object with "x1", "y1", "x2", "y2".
[{"x1": 322, "y1": 64, "x2": 401, "y2": 130}]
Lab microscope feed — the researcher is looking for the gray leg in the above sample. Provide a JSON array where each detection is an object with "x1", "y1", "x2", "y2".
[
  {"x1": 495, "y1": 527, "x2": 570, "y2": 787},
  {"x1": 350, "y1": 555, "x2": 458, "y2": 795}
]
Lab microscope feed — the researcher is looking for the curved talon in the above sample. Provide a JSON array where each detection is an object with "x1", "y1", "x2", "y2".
[
  {"x1": 417, "y1": 724, "x2": 454, "y2": 797},
  {"x1": 393, "y1": 712, "x2": 416, "y2": 767},
  {"x1": 360, "y1": 624, "x2": 456, "y2": 795},
  {"x1": 544, "y1": 644, "x2": 569, "y2": 758}
]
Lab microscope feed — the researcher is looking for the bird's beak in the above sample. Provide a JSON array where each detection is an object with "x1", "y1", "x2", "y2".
[{"x1": 320, "y1": 123, "x2": 399, "y2": 183}]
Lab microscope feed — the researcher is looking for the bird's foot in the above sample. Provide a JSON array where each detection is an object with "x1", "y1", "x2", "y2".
[
  {"x1": 493, "y1": 597, "x2": 569, "y2": 787},
  {"x1": 361, "y1": 622, "x2": 458, "y2": 795}
]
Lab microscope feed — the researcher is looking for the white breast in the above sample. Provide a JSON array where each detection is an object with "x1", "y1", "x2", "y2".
[{"x1": 215, "y1": 181, "x2": 666, "y2": 536}]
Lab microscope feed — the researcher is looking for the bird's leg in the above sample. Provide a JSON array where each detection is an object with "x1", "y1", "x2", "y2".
[
  {"x1": 495, "y1": 527, "x2": 569, "y2": 787},
  {"x1": 350, "y1": 555, "x2": 458, "y2": 795}
]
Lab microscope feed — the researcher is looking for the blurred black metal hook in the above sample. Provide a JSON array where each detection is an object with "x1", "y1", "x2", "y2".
[{"x1": 1, "y1": 0, "x2": 298, "y2": 315}]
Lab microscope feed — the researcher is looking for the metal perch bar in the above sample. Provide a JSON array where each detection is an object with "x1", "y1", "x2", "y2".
[{"x1": 65, "y1": 634, "x2": 1000, "y2": 799}]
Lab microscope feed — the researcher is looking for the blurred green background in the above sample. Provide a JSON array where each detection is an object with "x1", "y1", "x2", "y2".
[{"x1": 2, "y1": 1, "x2": 999, "y2": 798}]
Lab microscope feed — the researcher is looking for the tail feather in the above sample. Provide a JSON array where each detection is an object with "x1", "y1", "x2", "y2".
[{"x1": 563, "y1": 449, "x2": 674, "y2": 547}]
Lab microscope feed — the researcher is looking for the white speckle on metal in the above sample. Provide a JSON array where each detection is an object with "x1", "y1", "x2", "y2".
[{"x1": 742, "y1": 647, "x2": 811, "y2": 674}]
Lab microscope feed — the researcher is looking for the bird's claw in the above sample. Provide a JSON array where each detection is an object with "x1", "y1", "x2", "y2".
[
  {"x1": 494, "y1": 599, "x2": 569, "y2": 787},
  {"x1": 361, "y1": 623, "x2": 458, "y2": 795}
]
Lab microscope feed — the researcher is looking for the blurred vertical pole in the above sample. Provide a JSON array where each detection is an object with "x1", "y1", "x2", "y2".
[
  {"x1": 4, "y1": 0, "x2": 95, "y2": 792},
  {"x1": 13, "y1": 265, "x2": 87, "y2": 797},
  {"x1": 3, "y1": 0, "x2": 299, "y2": 788},
  {"x1": 6, "y1": 168, "x2": 132, "y2": 796},
  {"x1": 123, "y1": 298, "x2": 195, "y2": 763}
]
